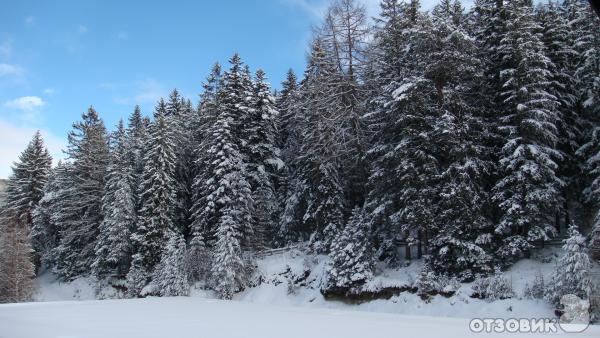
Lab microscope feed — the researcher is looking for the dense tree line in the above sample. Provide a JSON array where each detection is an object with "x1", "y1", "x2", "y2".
[{"x1": 1, "y1": 0, "x2": 598, "y2": 302}]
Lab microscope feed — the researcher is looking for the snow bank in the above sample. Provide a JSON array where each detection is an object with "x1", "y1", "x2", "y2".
[{"x1": 27, "y1": 246, "x2": 598, "y2": 323}]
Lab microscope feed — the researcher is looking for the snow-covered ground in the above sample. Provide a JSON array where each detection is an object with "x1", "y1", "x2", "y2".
[
  {"x1": 2, "y1": 246, "x2": 595, "y2": 337},
  {"x1": 2, "y1": 296, "x2": 598, "y2": 338},
  {"x1": 29, "y1": 249, "x2": 559, "y2": 320}
]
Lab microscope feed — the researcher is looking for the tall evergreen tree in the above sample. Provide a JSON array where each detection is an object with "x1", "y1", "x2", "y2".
[
  {"x1": 126, "y1": 105, "x2": 148, "y2": 219},
  {"x1": 30, "y1": 163, "x2": 70, "y2": 267},
  {"x1": 191, "y1": 54, "x2": 254, "y2": 298},
  {"x1": 280, "y1": 39, "x2": 345, "y2": 252},
  {"x1": 427, "y1": 0, "x2": 495, "y2": 277},
  {"x1": 245, "y1": 69, "x2": 281, "y2": 250},
  {"x1": 546, "y1": 223, "x2": 592, "y2": 305},
  {"x1": 538, "y1": 1, "x2": 580, "y2": 230},
  {"x1": 3, "y1": 131, "x2": 52, "y2": 230},
  {"x1": 166, "y1": 89, "x2": 195, "y2": 238},
  {"x1": 93, "y1": 120, "x2": 135, "y2": 278},
  {"x1": 492, "y1": 0, "x2": 562, "y2": 262},
  {"x1": 152, "y1": 230, "x2": 190, "y2": 296},
  {"x1": 52, "y1": 107, "x2": 109, "y2": 280},
  {"x1": 323, "y1": 207, "x2": 373, "y2": 295},
  {"x1": 127, "y1": 106, "x2": 177, "y2": 295}
]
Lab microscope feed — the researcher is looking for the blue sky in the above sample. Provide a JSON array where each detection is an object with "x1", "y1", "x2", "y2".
[{"x1": 0, "y1": 0, "x2": 447, "y2": 178}]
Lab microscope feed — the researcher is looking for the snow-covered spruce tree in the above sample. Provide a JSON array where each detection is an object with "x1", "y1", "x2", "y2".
[
  {"x1": 469, "y1": 0, "x2": 507, "y2": 103},
  {"x1": 280, "y1": 39, "x2": 345, "y2": 252},
  {"x1": 491, "y1": 0, "x2": 562, "y2": 263},
  {"x1": 30, "y1": 162, "x2": 74, "y2": 269},
  {"x1": 152, "y1": 230, "x2": 190, "y2": 296},
  {"x1": 52, "y1": 107, "x2": 109, "y2": 280},
  {"x1": 546, "y1": 223, "x2": 592, "y2": 305},
  {"x1": 187, "y1": 64, "x2": 222, "y2": 283},
  {"x1": 415, "y1": 261, "x2": 438, "y2": 301},
  {"x1": 364, "y1": 0, "x2": 438, "y2": 263},
  {"x1": 127, "y1": 106, "x2": 177, "y2": 295},
  {"x1": 585, "y1": 127, "x2": 600, "y2": 259},
  {"x1": 323, "y1": 207, "x2": 373, "y2": 296},
  {"x1": 0, "y1": 216, "x2": 36, "y2": 303},
  {"x1": 166, "y1": 89, "x2": 195, "y2": 239},
  {"x1": 426, "y1": 0, "x2": 495, "y2": 278},
  {"x1": 275, "y1": 69, "x2": 299, "y2": 246},
  {"x1": 191, "y1": 54, "x2": 254, "y2": 299},
  {"x1": 3, "y1": 131, "x2": 52, "y2": 232},
  {"x1": 277, "y1": 69, "x2": 299, "y2": 156},
  {"x1": 537, "y1": 1, "x2": 581, "y2": 229},
  {"x1": 569, "y1": 0, "x2": 600, "y2": 134},
  {"x1": 245, "y1": 69, "x2": 281, "y2": 250},
  {"x1": 93, "y1": 120, "x2": 135, "y2": 278},
  {"x1": 125, "y1": 105, "x2": 148, "y2": 221},
  {"x1": 191, "y1": 55, "x2": 253, "y2": 247}
]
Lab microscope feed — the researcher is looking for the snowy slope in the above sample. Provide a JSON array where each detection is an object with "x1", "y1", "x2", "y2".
[
  {"x1": 29, "y1": 247, "x2": 594, "y2": 321},
  {"x1": 2, "y1": 296, "x2": 597, "y2": 338}
]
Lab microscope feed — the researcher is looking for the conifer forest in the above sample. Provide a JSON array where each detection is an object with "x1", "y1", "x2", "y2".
[{"x1": 1, "y1": 1, "x2": 600, "y2": 331}]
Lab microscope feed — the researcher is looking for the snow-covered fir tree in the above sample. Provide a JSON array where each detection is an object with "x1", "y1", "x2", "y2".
[
  {"x1": 280, "y1": 39, "x2": 345, "y2": 252},
  {"x1": 191, "y1": 54, "x2": 254, "y2": 298},
  {"x1": 127, "y1": 106, "x2": 177, "y2": 295},
  {"x1": 323, "y1": 207, "x2": 373, "y2": 295},
  {"x1": 93, "y1": 120, "x2": 136, "y2": 278},
  {"x1": 364, "y1": 0, "x2": 437, "y2": 263},
  {"x1": 125, "y1": 105, "x2": 148, "y2": 222},
  {"x1": 245, "y1": 69, "x2": 281, "y2": 250},
  {"x1": 52, "y1": 107, "x2": 109, "y2": 280},
  {"x1": 546, "y1": 223, "x2": 592, "y2": 305},
  {"x1": 537, "y1": 1, "x2": 580, "y2": 230},
  {"x1": 152, "y1": 230, "x2": 190, "y2": 296},
  {"x1": 30, "y1": 162, "x2": 73, "y2": 268},
  {"x1": 491, "y1": 0, "x2": 562, "y2": 262},
  {"x1": 426, "y1": 0, "x2": 494, "y2": 278},
  {"x1": 166, "y1": 89, "x2": 196, "y2": 238},
  {"x1": 3, "y1": 131, "x2": 52, "y2": 231}
]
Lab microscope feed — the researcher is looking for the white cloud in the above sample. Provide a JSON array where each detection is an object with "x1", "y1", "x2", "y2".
[
  {"x1": 114, "y1": 78, "x2": 167, "y2": 106},
  {"x1": 0, "y1": 119, "x2": 65, "y2": 179},
  {"x1": 4, "y1": 96, "x2": 46, "y2": 124},
  {"x1": 78, "y1": 25, "x2": 88, "y2": 34},
  {"x1": 25, "y1": 16, "x2": 35, "y2": 26},
  {"x1": 5, "y1": 96, "x2": 45, "y2": 111},
  {"x1": 43, "y1": 88, "x2": 56, "y2": 95},
  {"x1": 0, "y1": 63, "x2": 24, "y2": 77}
]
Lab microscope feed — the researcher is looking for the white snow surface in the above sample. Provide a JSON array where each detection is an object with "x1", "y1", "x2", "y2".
[{"x1": 3, "y1": 296, "x2": 599, "y2": 338}]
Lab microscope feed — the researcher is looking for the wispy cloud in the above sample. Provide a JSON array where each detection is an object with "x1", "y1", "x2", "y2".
[
  {"x1": 25, "y1": 16, "x2": 35, "y2": 26},
  {"x1": 5, "y1": 96, "x2": 45, "y2": 111},
  {"x1": 114, "y1": 78, "x2": 167, "y2": 106},
  {"x1": 4, "y1": 96, "x2": 46, "y2": 124},
  {"x1": 43, "y1": 88, "x2": 56, "y2": 95},
  {"x1": 0, "y1": 63, "x2": 24, "y2": 78},
  {"x1": 78, "y1": 25, "x2": 88, "y2": 34}
]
